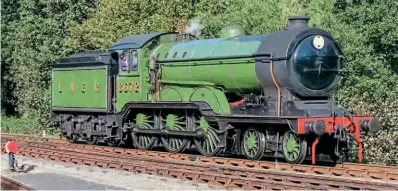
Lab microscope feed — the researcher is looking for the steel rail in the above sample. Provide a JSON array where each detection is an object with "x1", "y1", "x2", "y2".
[
  {"x1": 1, "y1": 142, "x2": 397, "y2": 190},
  {"x1": 2, "y1": 134, "x2": 398, "y2": 183},
  {"x1": 1, "y1": 176, "x2": 33, "y2": 190}
]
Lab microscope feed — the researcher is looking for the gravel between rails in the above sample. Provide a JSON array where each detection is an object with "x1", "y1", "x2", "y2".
[
  {"x1": 0, "y1": 154, "x2": 224, "y2": 190},
  {"x1": 3, "y1": 133, "x2": 398, "y2": 183}
]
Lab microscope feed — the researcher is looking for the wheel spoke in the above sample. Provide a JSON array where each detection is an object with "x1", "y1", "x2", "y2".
[
  {"x1": 145, "y1": 136, "x2": 150, "y2": 146},
  {"x1": 208, "y1": 131, "x2": 217, "y2": 146},
  {"x1": 293, "y1": 149, "x2": 299, "y2": 156},
  {"x1": 282, "y1": 131, "x2": 307, "y2": 164},
  {"x1": 174, "y1": 124, "x2": 184, "y2": 131},
  {"x1": 171, "y1": 138, "x2": 176, "y2": 149},
  {"x1": 208, "y1": 128, "x2": 220, "y2": 142},
  {"x1": 132, "y1": 112, "x2": 158, "y2": 150},
  {"x1": 289, "y1": 152, "x2": 294, "y2": 160},
  {"x1": 175, "y1": 138, "x2": 180, "y2": 148},
  {"x1": 138, "y1": 136, "x2": 144, "y2": 147},
  {"x1": 293, "y1": 151, "x2": 298, "y2": 160},
  {"x1": 206, "y1": 139, "x2": 211, "y2": 153},
  {"x1": 193, "y1": 113, "x2": 222, "y2": 156},
  {"x1": 161, "y1": 111, "x2": 189, "y2": 153},
  {"x1": 242, "y1": 128, "x2": 265, "y2": 160},
  {"x1": 209, "y1": 137, "x2": 215, "y2": 152}
]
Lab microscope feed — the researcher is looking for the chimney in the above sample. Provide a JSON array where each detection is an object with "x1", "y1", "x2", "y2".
[{"x1": 285, "y1": 16, "x2": 310, "y2": 30}]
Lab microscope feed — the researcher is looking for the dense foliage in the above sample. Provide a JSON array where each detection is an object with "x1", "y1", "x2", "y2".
[{"x1": 1, "y1": 0, "x2": 397, "y2": 164}]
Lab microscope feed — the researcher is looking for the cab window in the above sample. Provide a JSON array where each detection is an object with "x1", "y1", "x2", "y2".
[
  {"x1": 119, "y1": 49, "x2": 138, "y2": 72},
  {"x1": 119, "y1": 50, "x2": 128, "y2": 72},
  {"x1": 130, "y1": 50, "x2": 138, "y2": 71}
]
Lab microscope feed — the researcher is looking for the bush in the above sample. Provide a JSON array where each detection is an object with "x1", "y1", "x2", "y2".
[
  {"x1": 1, "y1": 115, "x2": 38, "y2": 134},
  {"x1": 329, "y1": 0, "x2": 398, "y2": 165}
]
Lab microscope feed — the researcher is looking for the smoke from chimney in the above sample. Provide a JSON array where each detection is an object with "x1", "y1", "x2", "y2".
[{"x1": 184, "y1": 18, "x2": 204, "y2": 38}]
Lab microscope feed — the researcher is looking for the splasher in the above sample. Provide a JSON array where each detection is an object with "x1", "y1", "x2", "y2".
[{"x1": 184, "y1": 18, "x2": 204, "y2": 38}]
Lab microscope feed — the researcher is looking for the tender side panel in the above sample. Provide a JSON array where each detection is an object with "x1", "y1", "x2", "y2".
[{"x1": 52, "y1": 66, "x2": 108, "y2": 111}]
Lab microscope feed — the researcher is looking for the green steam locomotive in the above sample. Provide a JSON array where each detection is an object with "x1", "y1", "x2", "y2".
[{"x1": 50, "y1": 16, "x2": 381, "y2": 164}]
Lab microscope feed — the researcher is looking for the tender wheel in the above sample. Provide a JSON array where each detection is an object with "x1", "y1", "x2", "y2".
[
  {"x1": 86, "y1": 136, "x2": 99, "y2": 145},
  {"x1": 106, "y1": 138, "x2": 121, "y2": 147},
  {"x1": 193, "y1": 111, "x2": 222, "y2": 156},
  {"x1": 282, "y1": 130, "x2": 307, "y2": 164},
  {"x1": 131, "y1": 112, "x2": 158, "y2": 150},
  {"x1": 241, "y1": 128, "x2": 266, "y2": 160},
  {"x1": 160, "y1": 110, "x2": 190, "y2": 153},
  {"x1": 66, "y1": 134, "x2": 78, "y2": 143}
]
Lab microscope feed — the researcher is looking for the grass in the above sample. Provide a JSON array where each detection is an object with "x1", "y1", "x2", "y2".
[{"x1": 1, "y1": 115, "x2": 39, "y2": 134}]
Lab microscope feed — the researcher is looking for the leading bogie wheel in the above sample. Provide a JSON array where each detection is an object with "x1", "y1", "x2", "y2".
[
  {"x1": 241, "y1": 128, "x2": 266, "y2": 160},
  {"x1": 282, "y1": 130, "x2": 307, "y2": 164}
]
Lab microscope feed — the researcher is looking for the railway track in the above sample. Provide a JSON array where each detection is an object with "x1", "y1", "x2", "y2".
[
  {"x1": 1, "y1": 176, "x2": 33, "y2": 190},
  {"x1": 3, "y1": 133, "x2": 397, "y2": 182},
  {"x1": 2, "y1": 133, "x2": 398, "y2": 190}
]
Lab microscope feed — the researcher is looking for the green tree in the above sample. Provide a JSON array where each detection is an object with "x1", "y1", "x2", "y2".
[
  {"x1": 67, "y1": 0, "x2": 196, "y2": 50},
  {"x1": 330, "y1": 0, "x2": 398, "y2": 164},
  {"x1": 3, "y1": 0, "x2": 98, "y2": 132},
  {"x1": 1, "y1": 0, "x2": 21, "y2": 115}
]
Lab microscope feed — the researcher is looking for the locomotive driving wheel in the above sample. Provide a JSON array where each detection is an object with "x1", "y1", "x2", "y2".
[
  {"x1": 131, "y1": 111, "x2": 158, "y2": 150},
  {"x1": 193, "y1": 111, "x2": 222, "y2": 156},
  {"x1": 160, "y1": 110, "x2": 190, "y2": 153},
  {"x1": 282, "y1": 130, "x2": 307, "y2": 164},
  {"x1": 241, "y1": 128, "x2": 266, "y2": 160}
]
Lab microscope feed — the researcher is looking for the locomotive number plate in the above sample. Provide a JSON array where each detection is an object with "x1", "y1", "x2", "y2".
[{"x1": 117, "y1": 82, "x2": 140, "y2": 93}]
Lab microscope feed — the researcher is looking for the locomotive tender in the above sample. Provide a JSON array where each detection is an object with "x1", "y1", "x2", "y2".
[{"x1": 50, "y1": 16, "x2": 381, "y2": 164}]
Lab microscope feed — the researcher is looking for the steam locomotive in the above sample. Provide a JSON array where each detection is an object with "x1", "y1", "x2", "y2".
[{"x1": 50, "y1": 16, "x2": 381, "y2": 164}]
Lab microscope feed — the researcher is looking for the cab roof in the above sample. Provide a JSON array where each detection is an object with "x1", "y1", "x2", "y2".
[{"x1": 108, "y1": 32, "x2": 178, "y2": 51}]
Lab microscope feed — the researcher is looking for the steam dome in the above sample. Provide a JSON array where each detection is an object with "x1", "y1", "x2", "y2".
[{"x1": 221, "y1": 25, "x2": 247, "y2": 40}]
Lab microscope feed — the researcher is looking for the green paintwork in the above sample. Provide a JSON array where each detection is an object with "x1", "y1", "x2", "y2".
[
  {"x1": 154, "y1": 36, "x2": 264, "y2": 94},
  {"x1": 195, "y1": 119, "x2": 221, "y2": 154},
  {"x1": 199, "y1": 117, "x2": 209, "y2": 132},
  {"x1": 283, "y1": 132, "x2": 300, "y2": 161},
  {"x1": 115, "y1": 49, "x2": 144, "y2": 111},
  {"x1": 53, "y1": 33, "x2": 269, "y2": 116},
  {"x1": 51, "y1": 67, "x2": 108, "y2": 110},
  {"x1": 160, "y1": 86, "x2": 195, "y2": 102},
  {"x1": 133, "y1": 112, "x2": 158, "y2": 149},
  {"x1": 165, "y1": 114, "x2": 185, "y2": 130},
  {"x1": 136, "y1": 113, "x2": 148, "y2": 127},
  {"x1": 160, "y1": 88, "x2": 182, "y2": 101},
  {"x1": 245, "y1": 131, "x2": 258, "y2": 150},
  {"x1": 190, "y1": 86, "x2": 230, "y2": 114},
  {"x1": 151, "y1": 35, "x2": 269, "y2": 114}
]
